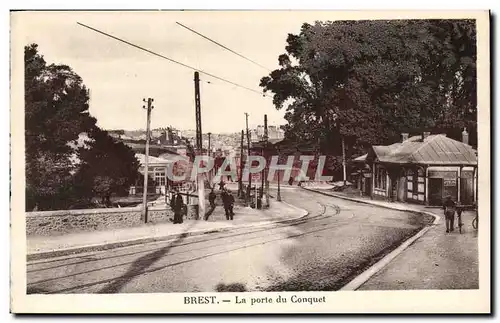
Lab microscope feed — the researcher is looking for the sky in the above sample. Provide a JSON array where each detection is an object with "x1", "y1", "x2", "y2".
[{"x1": 12, "y1": 11, "x2": 347, "y2": 133}]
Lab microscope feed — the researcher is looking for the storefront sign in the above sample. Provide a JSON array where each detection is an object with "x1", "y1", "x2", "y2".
[{"x1": 444, "y1": 179, "x2": 456, "y2": 187}]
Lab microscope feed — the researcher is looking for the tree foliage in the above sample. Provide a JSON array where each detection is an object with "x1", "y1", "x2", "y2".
[
  {"x1": 260, "y1": 20, "x2": 477, "y2": 177},
  {"x1": 75, "y1": 127, "x2": 141, "y2": 205},
  {"x1": 25, "y1": 44, "x2": 140, "y2": 210}
]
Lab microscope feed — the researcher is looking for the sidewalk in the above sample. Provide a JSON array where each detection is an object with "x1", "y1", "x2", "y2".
[
  {"x1": 27, "y1": 198, "x2": 308, "y2": 260},
  {"x1": 305, "y1": 187, "x2": 479, "y2": 290}
]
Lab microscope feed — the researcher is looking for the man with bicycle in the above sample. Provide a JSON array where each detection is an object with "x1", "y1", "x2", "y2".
[{"x1": 442, "y1": 195, "x2": 456, "y2": 233}]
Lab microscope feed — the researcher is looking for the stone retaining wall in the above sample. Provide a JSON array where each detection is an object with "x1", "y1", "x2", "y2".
[{"x1": 26, "y1": 207, "x2": 174, "y2": 236}]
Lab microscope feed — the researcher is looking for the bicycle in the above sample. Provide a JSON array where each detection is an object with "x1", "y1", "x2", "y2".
[{"x1": 472, "y1": 213, "x2": 478, "y2": 230}]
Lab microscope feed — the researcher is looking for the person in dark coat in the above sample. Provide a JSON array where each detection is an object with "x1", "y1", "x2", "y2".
[
  {"x1": 228, "y1": 192, "x2": 235, "y2": 220},
  {"x1": 169, "y1": 191, "x2": 176, "y2": 211},
  {"x1": 443, "y1": 195, "x2": 456, "y2": 233},
  {"x1": 209, "y1": 189, "x2": 217, "y2": 210},
  {"x1": 173, "y1": 193, "x2": 184, "y2": 224},
  {"x1": 221, "y1": 189, "x2": 230, "y2": 220}
]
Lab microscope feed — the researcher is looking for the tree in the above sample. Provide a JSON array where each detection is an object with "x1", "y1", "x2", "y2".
[
  {"x1": 74, "y1": 127, "x2": 141, "y2": 206},
  {"x1": 25, "y1": 44, "x2": 97, "y2": 210},
  {"x1": 260, "y1": 20, "x2": 477, "y2": 178},
  {"x1": 25, "y1": 44, "x2": 140, "y2": 210}
]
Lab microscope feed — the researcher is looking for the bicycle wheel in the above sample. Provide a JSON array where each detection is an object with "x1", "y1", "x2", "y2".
[{"x1": 472, "y1": 216, "x2": 478, "y2": 229}]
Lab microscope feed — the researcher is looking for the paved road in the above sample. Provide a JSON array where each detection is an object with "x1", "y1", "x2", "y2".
[{"x1": 27, "y1": 189, "x2": 433, "y2": 294}]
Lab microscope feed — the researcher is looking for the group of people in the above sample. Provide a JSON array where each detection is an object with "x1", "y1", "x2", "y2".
[
  {"x1": 208, "y1": 188, "x2": 235, "y2": 220},
  {"x1": 168, "y1": 187, "x2": 236, "y2": 224}
]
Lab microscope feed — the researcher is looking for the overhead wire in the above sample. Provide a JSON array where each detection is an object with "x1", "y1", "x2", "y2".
[
  {"x1": 175, "y1": 22, "x2": 272, "y2": 72},
  {"x1": 77, "y1": 22, "x2": 272, "y2": 99}
]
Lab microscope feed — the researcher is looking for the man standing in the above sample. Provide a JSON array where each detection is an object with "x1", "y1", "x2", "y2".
[
  {"x1": 227, "y1": 191, "x2": 235, "y2": 220},
  {"x1": 204, "y1": 188, "x2": 217, "y2": 221},
  {"x1": 173, "y1": 192, "x2": 185, "y2": 224},
  {"x1": 443, "y1": 195, "x2": 456, "y2": 233},
  {"x1": 221, "y1": 189, "x2": 230, "y2": 220}
]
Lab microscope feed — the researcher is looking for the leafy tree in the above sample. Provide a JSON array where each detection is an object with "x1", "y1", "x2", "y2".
[
  {"x1": 74, "y1": 127, "x2": 141, "y2": 206},
  {"x1": 25, "y1": 44, "x2": 96, "y2": 210},
  {"x1": 260, "y1": 20, "x2": 477, "y2": 178},
  {"x1": 25, "y1": 44, "x2": 140, "y2": 210}
]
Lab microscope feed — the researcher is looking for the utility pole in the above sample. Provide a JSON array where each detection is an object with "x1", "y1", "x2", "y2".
[
  {"x1": 245, "y1": 113, "x2": 251, "y2": 199},
  {"x1": 239, "y1": 130, "x2": 244, "y2": 199},
  {"x1": 207, "y1": 132, "x2": 211, "y2": 156},
  {"x1": 342, "y1": 136, "x2": 347, "y2": 185},
  {"x1": 194, "y1": 71, "x2": 205, "y2": 219},
  {"x1": 142, "y1": 97, "x2": 154, "y2": 223},
  {"x1": 207, "y1": 132, "x2": 212, "y2": 183},
  {"x1": 277, "y1": 148, "x2": 282, "y2": 202},
  {"x1": 263, "y1": 114, "x2": 269, "y2": 208},
  {"x1": 194, "y1": 71, "x2": 203, "y2": 153}
]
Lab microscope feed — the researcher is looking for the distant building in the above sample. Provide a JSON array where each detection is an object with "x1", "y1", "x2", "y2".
[
  {"x1": 131, "y1": 152, "x2": 192, "y2": 195},
  {"x1": 250, "y1": 125, "x2": 285, "y2": 143}
]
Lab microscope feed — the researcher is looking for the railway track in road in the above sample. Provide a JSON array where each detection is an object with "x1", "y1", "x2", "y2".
[{"x1": 27, "y1": 200, "x2": 349, "y2": 293}]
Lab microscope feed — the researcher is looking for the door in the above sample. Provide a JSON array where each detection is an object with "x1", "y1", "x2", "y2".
[
  {"x1": 429, "y1": 178, "x2": 443, "y2": 206},
  {"x1": 364, "y1": 177, "x2": 372, "y2": 196},
  {"x1": 397, "y1": 175, "x2": 406, "y2": 202},
  {"x1": 460, "y1": 178, "x2": 473, "y2": 205}
]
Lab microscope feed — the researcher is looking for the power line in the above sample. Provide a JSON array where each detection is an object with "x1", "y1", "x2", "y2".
[
  {"x1": 77, "y1": 22, "x2": 271, "y2": 98},
  {"x1": 175, "y1": 22, "x2": 272, "y2": 72}
]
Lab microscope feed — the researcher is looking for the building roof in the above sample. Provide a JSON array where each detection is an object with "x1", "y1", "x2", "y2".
[
  {"x1": 353, "y1": 153, "x2": 368, "y2": 162},
  {"x1": 135, "y1": 153, "x2": 182, "y2": 166},
  {"x1": 367, "y1": 134, "x2": 477, "y2": 166}
]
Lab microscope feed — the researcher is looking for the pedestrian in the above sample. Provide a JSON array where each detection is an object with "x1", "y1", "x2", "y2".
[
  {"x1": 209, "y1": 189, "x2": 217, "y2": 210},
  {"x1": 173, "y1": 192, "x2": 184, "y2": 224},
  {"x1": 228, "y1": 191, "x2": 235, "y2": 220},
  {"x1": 169, "y1": 191, "x2": 176, "y2": 211},
  {"x1": 443, "y1": 195, "x2": 456, "y2": 233},
  {"x1": 221, "y1": 189, "x2": 230, "y2": 220}
]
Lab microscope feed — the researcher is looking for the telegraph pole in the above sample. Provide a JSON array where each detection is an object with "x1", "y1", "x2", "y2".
[
  {"x1": 342, "y1": 136, "x2": 347, "y2": 185},
  {"x1": 194, "y1": 71, "x2": 205, "y2": 219},
  {"x1": 277, "y1": 147, "x2": 282, "y2": 201},
  {"x1": 263, "y1": 114, "x2": 270, "y2": 208},
  {"x1": 207, "y1": 132, "x2": 212, "y2": 183},
  {"x1": 207, "y1": 132, "x2": 211, "y2": 155},
  {"x1": 239, "y1": 130, "x2": 244, "y2": 199},
  {"x1": 194, "y1": 72, "x2": 203, "y2": 153},
  {"x1": 142, "y1": 97, "x2": 154, "y2": 223},
  {"x1": 245, "y1": 113, "x2": 251, "y2": 198}
]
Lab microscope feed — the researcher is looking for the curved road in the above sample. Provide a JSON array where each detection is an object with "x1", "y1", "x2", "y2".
[{"x1": 27, "y1": 189, "x2": 433, "y2": 294}]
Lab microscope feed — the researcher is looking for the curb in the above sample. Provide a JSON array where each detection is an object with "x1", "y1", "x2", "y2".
[
  {"x1": 27, "y1": 202, "x2": 309, "y2": 262},
  {"x1": 303, "y1": 187, "x2": 440, "y2": 291}
]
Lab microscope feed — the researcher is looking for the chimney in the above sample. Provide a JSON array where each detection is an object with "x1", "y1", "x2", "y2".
[
  {"x1": 462, "y1": 127, "x2": 469, "y2": 145},
  {"x1": 422, "y1": 131, "x2": 431, "y2": 141},
  {"x1": 401, "y1": 133, "x2": 409, "y2": 142}
]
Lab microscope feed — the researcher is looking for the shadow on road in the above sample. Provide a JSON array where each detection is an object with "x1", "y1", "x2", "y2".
[
  {"x1": 97, "y1": 222, "x2": 197, "y2": 294},
  {"x1": 215, "y1": 282, "x2": 247, "y2": 292}
]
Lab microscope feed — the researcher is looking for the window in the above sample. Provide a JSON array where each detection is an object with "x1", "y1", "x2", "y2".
[
  {"x1": 417, "y1": 168, "x2": 425, "y2": 193},
  {"x1": 154, "y1": 169, "x2": 166, "y2": 186},
  {"x1": 407, "y1": 169, "x2": 414, "y2": 191},
  {"x1": 374, "y1": 165, "x2": 387, "y2": 190},
  {"x1": 407, "y1": 168, "x2": 425, "y2": 200}
]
